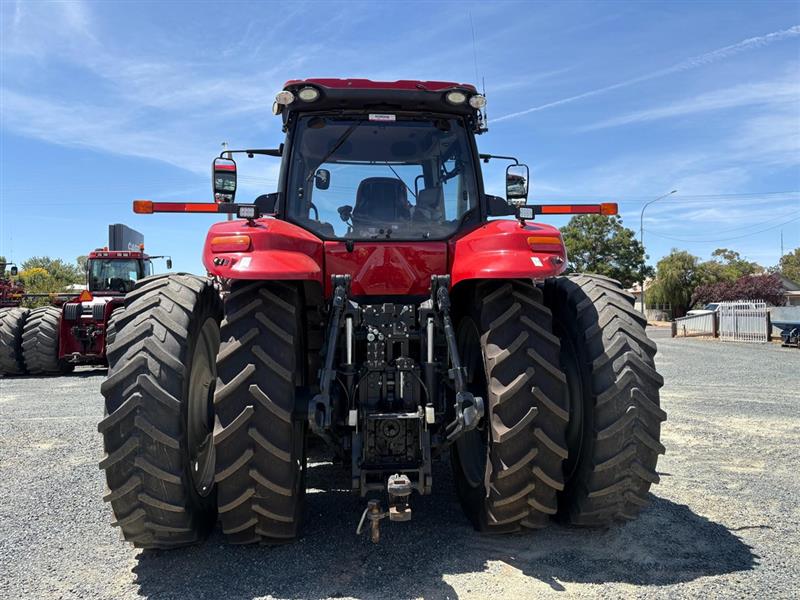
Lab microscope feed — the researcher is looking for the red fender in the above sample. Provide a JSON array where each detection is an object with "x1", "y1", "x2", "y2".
[
  {"x1": 449, "y1": 219, "x2": 567, "y2": 288},
  {"x1": 203, "y1": 218, "x2": 324, "y2": 285}
]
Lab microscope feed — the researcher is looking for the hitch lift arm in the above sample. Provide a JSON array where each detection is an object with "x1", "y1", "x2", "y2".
[{"x1": 430, "y1": 275, "x2": 484, "y2": 442}]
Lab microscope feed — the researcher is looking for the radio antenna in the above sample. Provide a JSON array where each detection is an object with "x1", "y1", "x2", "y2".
[
  {"x1": 469, "y1": 13, "x2": 488, "y2": 131},
  {"x1": 469, "y1": 12, "x2": 480, "y2": 85}
]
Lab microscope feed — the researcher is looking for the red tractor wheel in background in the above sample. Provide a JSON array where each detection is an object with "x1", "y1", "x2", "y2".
[
  {"x1": 0, "y1": 307, "x2": 29, "y2": 376},
  {"x1": 99, "y1": 274, "x2": 221, "y2": 549},
  {"x1": 545, "y1": 274, "x2": 666, "y2": 525},
  {"x1": 21, "y1": 306, "x2": 73, "y2": 375},
  {"x1": 451, "y1": 280, "x2": 569, "y2": 531}
]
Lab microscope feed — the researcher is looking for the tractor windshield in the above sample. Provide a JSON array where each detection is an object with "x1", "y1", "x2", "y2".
[
  {"x1": 88, "y1": 259, "x2": 147, "y2": 293},
  {"x1": 286, "y1": 115, "x2": 479, "y2": 240}
]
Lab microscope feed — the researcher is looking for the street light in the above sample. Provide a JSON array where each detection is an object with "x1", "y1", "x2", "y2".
[{"x1": 640, "y1": 190, "x2": 677, "y2": 315}]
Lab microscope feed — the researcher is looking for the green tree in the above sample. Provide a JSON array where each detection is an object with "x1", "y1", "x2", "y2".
[
  {"x1": 647, "y1": 249, "x2": 701, "y2": 317},
  {"x1": 0, "y1": 255, "x2": 7, "y2": 277},
  {"x1": 76, "y1": 255, "x2": 89, "y2": 274},
  {"x1": 560, "y1": 214, "x2": 653, "y2": 288},
  {"x1": 20, "y1": 256, "x2": 83, "y2": 289},
  {"x1": 708, "y1": 248, "x2": 762, "y2": 280},
  {"x1": 777, "y1": 248, "x2": 800, "y2": 283}
]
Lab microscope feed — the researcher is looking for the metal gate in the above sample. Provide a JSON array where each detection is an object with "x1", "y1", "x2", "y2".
[{"x1": 718, "y1": 300, "x2": 768, "y2": 343}]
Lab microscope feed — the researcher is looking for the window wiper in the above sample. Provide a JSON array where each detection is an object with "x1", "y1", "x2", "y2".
[
  {"x1": 306, "y1": 121, "x2": 361, "y2": 182},
  {"x1": 384, "y1": 162, "x2": 417, "y2": 199}
]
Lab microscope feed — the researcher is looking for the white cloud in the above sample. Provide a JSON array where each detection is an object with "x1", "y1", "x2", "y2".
[
  {"x1": 580, "y1": 75, "x2": 800, "y2": 131},
  {"x1": 494, "y1": 25, "x2": 800, "y2": 122}
]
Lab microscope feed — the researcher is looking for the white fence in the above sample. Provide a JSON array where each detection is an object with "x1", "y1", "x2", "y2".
[
  {"x1": 718, "y1": 300, "x2": 768, "y2": 343},
  {"x1": 673, "y1": 312, "x2": 716, "y2": 337}
]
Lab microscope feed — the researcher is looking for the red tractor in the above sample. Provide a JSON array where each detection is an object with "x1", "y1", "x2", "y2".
[
  {"x1": 0, "y1": 262, "x2": 23, "y2": 308},
  {"x1": 100, "y1": 79, "x2": 665, "y2": 549},
  {"x1": 0, "y1": 225, "x2": 171, "y2": 376}
]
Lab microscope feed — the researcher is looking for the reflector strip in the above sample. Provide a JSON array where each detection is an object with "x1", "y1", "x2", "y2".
[
  {"x1": 133, "y1": 200, "x2": 222, "y2": 214},
  {"x1": 534, "y1": 202, "x2": 619, "y2": 216},
  {"x1": 539, "y1": 205, "x2": 601, "y2": 214},
  {"x1": 153, "y1": 202, "x2": 220, "y2": 213}
]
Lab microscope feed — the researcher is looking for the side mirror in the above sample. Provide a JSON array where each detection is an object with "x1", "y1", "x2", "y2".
[
  {"x1": 10, "y1": 266, "x2": 18, "y2": 277},
  {"x1": 166, "y1": 258, "x2": 173, "y2": 270},
  {"x1": 338, "y1": 205, "x2": 353, "y2": 222},
  {"x1": 486, "y1": 195, "x2": 515, "y2": 217},
  {"x1": 213, "y1": 157, "x2": 237, "y2": 203},
  {"x1": 315, "y1": 168, "x2": 330, "y2": 190},
  {"x1": 506, "y1": 164, "x2": 530, "y2": 205},
  {"x1": 254, "y1": 193, "x2": 279, "y2": 215}
]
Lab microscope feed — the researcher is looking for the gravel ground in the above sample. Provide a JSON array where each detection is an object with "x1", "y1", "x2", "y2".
[{"x1": 1, "y1": 328, "x2": 798, "y2": 599}]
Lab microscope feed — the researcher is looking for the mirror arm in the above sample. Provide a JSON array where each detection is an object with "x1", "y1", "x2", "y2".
[
  {"x1": 479, "y1": 153, "x2": 520, "y2": 165},
  {"x1": 221, "y1": 148, "x2": 282, "y2": 158}
]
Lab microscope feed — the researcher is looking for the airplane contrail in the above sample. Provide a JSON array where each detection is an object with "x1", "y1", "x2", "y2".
[{"x1": 494, "y1": 25, "x2": 800, "y2": 122}]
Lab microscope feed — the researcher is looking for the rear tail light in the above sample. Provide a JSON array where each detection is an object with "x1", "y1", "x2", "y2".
[
  {"x1": 527, "y1": 236, "x2": 563, "y2": 253},
  {"x1": 210, "y1": 235, "x2": 251, "y2": 253}
]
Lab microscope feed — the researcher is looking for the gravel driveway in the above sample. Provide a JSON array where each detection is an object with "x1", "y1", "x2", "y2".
[{"x1": 1, "y1": 328, "x2": 798, "y2": 599}]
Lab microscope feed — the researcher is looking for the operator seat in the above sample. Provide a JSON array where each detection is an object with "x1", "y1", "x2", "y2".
[
  {"x1": 352, "y1": 177, "x2": 410, "y2": 227},
  {"x1": 413, "y1": 186, "x2": 445, "y2": 223}
]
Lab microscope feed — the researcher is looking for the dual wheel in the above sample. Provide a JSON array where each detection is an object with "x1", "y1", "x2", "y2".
[
  {"x1": 99, "y1": 275, "x2": 304, "y2": 548},
  {"x1": 451, "y1": 276, "x2": 665, "y2": 529},
  {"x1": 99, "y1": 273, "x2": 665, "y2": 549},
  {"x1": 0, "y1": 306, "x2": 73, "y2": 376}
]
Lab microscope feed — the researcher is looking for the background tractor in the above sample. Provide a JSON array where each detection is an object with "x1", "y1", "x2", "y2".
[
  {"x1": 0, "y1": 262, "x2": 24, "y2": 308},
  {"x1": 0, "y1": 225, "x2": 171, "y2": 376},
  {"x1": 100, "y1": 79, "x2": 664, "y2": 549}
]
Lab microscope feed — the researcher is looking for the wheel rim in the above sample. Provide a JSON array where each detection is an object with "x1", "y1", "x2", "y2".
[
  {"x1": 455, "y1": 318, "x2": 488, "y2": 489},
  {"x1": 187, "y1": 317, "x2": 218, "y2": 497}
]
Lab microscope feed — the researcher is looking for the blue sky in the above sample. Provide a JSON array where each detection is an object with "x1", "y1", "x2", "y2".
[{"x1": 1, "y1": 0, "x2": 798, "y2": 274}]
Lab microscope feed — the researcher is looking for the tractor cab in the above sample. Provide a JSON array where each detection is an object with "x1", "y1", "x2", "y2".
[{"x1": 86, "y1": 249, "x2": 153, "y2": 295}]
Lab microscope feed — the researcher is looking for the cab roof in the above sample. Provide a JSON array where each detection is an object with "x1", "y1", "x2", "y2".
[
  {"x1": 88, "y1": 250, "x2": 148, "y2": 260},
  {"x1": 278, "y1": 78, "x2": 485, "y2": 128},
  {"x1": 283, "y1": 79, "x2": 478, "y2": 92}
]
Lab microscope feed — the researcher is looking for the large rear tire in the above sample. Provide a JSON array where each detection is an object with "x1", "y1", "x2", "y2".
[
  {"x1": 214, "y1": 281, "x2": 306, "y2": 544},
  {"x1": 21, "y1": 306, "x2": 73, "y2": 375},
  {"x1": 451, "y1": 280, "x2": 569, "y2": 531},
  {"x1": 0, "y1": 307, "x2": 29, "y2": 376},
  {"x1": 99, "y1": 274, "x2": 222, "y2": 549},
  {"x1": 544, "y1": 274, "x2": 665, "y2": 525}
]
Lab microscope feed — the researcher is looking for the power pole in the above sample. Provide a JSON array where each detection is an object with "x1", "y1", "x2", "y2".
[{"x1": 639, "y1": 190, "x2": 677, "y2": 315}]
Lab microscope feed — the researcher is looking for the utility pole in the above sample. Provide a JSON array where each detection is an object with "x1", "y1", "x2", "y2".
[{"x1": 640, "y1": 190, "x2": 677, "y2": 315}]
